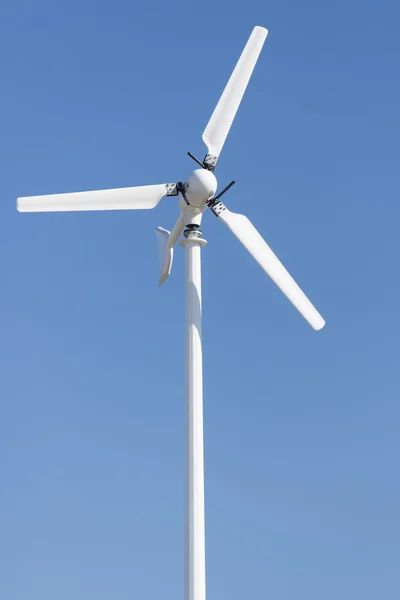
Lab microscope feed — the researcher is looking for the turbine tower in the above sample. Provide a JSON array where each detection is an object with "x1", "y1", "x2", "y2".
[{"x1": 17, "y1": 26, "x2": 325, "y2": 600}]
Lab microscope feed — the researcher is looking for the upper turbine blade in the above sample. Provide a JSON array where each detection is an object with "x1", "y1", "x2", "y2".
[
  {"x1": 202, "y1": 26, "x2": 268, "y2": 167},
  {"x1": 16, "y1": 183, "x2": 178, "y2": 213},
  {"x1": 212, "y1": 202, "x2": 325, "y2": 331}
]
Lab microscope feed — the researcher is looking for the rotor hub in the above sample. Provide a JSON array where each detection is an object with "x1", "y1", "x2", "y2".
[{"x1": 184, "y1": 169, "x2": 217, "y2": 208}]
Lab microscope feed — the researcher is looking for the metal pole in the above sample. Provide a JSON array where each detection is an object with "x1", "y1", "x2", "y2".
[{"x1": 180, "y1": 227, "x2": 207, "y2": 600}]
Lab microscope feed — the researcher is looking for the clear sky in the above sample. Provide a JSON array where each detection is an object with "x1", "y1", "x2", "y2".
[{"x1": 1, "y1": 1, "x2": 399, "y2": 599}]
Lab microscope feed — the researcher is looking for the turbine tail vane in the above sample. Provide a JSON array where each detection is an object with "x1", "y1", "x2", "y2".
[{"x1": 156, "y1": 214, "x2": 185, "y2": 286}]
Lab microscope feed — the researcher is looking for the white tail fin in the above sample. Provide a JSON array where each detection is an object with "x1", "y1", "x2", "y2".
[
  {"x1": 155, "y1": 214, "x2": 185, "y2": 286},
  {"x1": 156, "y1": 227, "x2": 173, "y2": 286}
]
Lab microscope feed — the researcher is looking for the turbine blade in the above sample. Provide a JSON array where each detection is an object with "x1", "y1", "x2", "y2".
[
  {"x1": 202, "y1": 26, "x2": 268, "y2": 167},
  {"x1": 212, "y1": 202, "x2": 325, "y2": 330},
  {"x1": 17, "y1": 183, "x2": 178, "y2": 213}
]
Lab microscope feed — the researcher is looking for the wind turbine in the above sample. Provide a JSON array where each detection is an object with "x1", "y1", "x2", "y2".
[{"x1": 17, "y1": 25, "x2": 325, "y2": 600}]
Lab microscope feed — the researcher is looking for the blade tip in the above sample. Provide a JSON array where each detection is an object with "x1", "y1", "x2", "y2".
[
  {"x1": 254, "y1": 25, "x2": 269, "y2": 37},
  {"x1": 313, "y1": 318, "x2": 326, "y2": 331}
]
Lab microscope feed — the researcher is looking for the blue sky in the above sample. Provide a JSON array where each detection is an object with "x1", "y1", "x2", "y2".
[{"x1": 1, "y1": 1, "x2": 399, "y2": 598}]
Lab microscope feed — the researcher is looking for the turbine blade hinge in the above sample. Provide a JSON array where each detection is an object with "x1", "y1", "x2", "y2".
[
  {"x1": 210, "y1": 200, "x2": 226, "y2": 217},
  {"x1": 165, "y1": 183, "x2": 179, "y2": 196},
  {"x1": 177, "y1": 182, "x2": 190, "y2": 205},
  {"x1": 209, "y1": 180, "x2": 235, "y2": 205},
  {"x1": 203, "y1": 154, "x2": 218, "y2": 171}
]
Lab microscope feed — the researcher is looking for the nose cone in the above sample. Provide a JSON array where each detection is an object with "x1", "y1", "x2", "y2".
[{"x1": 185, "y1": 169, "x2": 217, "y2": 208}]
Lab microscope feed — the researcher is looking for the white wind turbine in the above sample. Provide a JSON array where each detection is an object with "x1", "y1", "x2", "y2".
[{"x1": 17, "y1": 25, "x2": 325, "y2": 600}]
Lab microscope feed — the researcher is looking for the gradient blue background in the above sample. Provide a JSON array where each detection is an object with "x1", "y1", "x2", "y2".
[{"x1": 1, "y1": 1, "x2": 399, "y2": 598}]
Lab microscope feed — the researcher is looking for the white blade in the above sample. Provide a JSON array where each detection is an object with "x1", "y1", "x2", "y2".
[
  {"x1": 17, "y1": 183, "x2": 178, "y2": 213},
  {"x1": 202, "y1": 26, "x2": 268, "y2": 164},
  {"x1": 213, "y1": 203, "x2": 325, "y2": 330}
]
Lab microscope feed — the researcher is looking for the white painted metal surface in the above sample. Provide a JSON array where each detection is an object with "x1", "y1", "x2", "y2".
[
  {"x1": 215, "y1": 203, "x2": 325, "y2": 330},
  {"x1": 180, "y1": 232, "x2": 207, "y2": 600},
  {"x1": 17, "y1": 183, "x2": 172, "y2": 212},
  {"x1": 203, "y1": 26, "x2": 268, "y2": 159}
]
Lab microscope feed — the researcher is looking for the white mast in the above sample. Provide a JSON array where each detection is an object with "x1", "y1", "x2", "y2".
[{"x1": 180, "y1": 226, "x2": 207, "y2": 600}]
